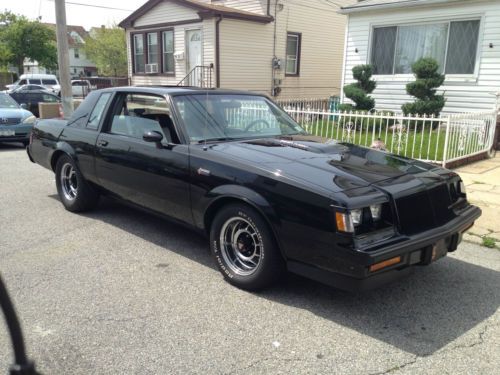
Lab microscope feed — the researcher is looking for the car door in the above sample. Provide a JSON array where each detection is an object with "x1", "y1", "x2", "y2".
[{"x1": 94, "y1": 92, "x2": 192, "y2": 224}]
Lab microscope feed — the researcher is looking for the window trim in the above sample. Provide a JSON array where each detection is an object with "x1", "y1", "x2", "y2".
[
  {"x1": 367, "y1": 15, "x2": 484, "y2": 81},
  {"x1": 131, "y1": 28, "x2": 176, "y2": 77},
  {"x1": 285, "y1": 32, "x2": 302, "y2": 77}
]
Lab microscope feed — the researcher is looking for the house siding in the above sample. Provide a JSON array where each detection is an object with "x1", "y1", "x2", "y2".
[
  {"x1": 342, "y1": 0, "x2": 500, "y2": 113},
  {"x1": 216, "y1": 0, "x2": 267, "y2": 15},
  {"x1": 134, "y1": 1, "x2": 200, "y2": 27},
  {"x1": 218, "y1": 18, "x2": 273, "y2": 94},
  {"x1": 128, "y1": 19, "x2": 215, "y2": 86},
  {"x1": 218, "y1": 0, "x2": 352, "y2": 98}
]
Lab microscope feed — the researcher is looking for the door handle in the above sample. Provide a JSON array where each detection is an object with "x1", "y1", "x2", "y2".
[{"x1": 98, "y1": 140, "x2": 108, "y2": 147}]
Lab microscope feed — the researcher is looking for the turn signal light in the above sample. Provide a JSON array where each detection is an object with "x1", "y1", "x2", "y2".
[
  {"x1": 369, "y1": 256, "x2": 401, "y2": 272},
  {"x1": 335, "y1": 212, "x2": 354, "y2": 233}
]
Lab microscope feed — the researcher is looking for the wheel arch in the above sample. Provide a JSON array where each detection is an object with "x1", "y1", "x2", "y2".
[
  {"x1": 203, "y1": 186, "x2": 286, "y2": 260},
  {"x1": 50, "y1": 142, "x2": 77, "y2": 171}
]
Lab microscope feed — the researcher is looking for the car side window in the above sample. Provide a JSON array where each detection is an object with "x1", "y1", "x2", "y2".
[
  {"x1": 29, "y1": 79, "x2": 41, "y2": 84},
  {"x1": 18, "y1": 79, "x2": 26, "y2": 85},
  {"x1": 87, "y1": 93, "x2": 111, "y2": 130},
  {"x1": 42, "y1": 94, "x2": 58, "y2": 102},
  {"x1": 109, "y1": 93, "x2": 179, "y2": 144}
]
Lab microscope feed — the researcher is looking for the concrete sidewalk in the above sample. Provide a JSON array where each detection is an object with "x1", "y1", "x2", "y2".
[{"x1": 453, "y1": 154, "x2": 500, "y2": 248}]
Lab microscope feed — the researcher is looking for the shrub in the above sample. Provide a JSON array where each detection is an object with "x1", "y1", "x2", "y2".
[
  {"x1": 339, "y1": 64, "x2": 377, "y2": 112},
  {"x1": 402, "y1": 58, "x2": 446, "y2": 117}
]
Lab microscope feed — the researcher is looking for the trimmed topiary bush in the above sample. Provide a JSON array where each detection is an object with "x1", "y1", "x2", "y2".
[
  {"x1": 339, "y1": 64, "x2": 377, "y2": 112},
  {"x1": 402, "y1": 58, "x2": 446, "y2": 117}
]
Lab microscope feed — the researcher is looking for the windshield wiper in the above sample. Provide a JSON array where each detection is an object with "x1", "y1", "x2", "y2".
[{"x1": 197, "y1": 137, "x2": 237, "y2": 144}]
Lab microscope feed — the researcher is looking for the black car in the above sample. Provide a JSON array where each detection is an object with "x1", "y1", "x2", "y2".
[
  {"x1": 27, "y1": 87, "x2": 481, "y2": 291},
  {"x1": 9, "y1": 90, "x2": 60, "y2": 117}
]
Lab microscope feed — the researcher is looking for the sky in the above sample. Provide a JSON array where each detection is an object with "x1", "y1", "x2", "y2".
[{"x1": 2, "y1": 0, "x2": 148, "y2": 29}]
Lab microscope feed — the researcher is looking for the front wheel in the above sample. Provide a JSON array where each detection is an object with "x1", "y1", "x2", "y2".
[
  {"x1": 210, "y1": 204, "x2": 285, "y2": 291},
  {"x1": 55, "y1": 155, "x2": 99, "y2": 212}
]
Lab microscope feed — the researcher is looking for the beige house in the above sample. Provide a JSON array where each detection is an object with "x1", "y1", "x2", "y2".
[{"x1": 119, "y1": 0, "x2": 354, "y2": 98}]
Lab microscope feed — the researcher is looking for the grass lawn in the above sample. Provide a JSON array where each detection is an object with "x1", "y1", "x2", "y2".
[{"x1": 299, "y1": 119, "x2": 448, "y2": 162}]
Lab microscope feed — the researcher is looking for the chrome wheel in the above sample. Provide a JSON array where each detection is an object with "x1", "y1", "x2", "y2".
[
  {"x1": 219, "y1": 217, "x2": 263, "y2": 276},
  {"x1": 60, "y1": 163, "x2": 78, "y2": 201}
]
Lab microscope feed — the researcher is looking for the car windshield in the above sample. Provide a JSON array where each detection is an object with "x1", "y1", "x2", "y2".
[
  {"x1": 172, "y1": 94, "x2": 307, "y2": 142},
  {"x1": 0, "y1": 93, "x2": 20, "y2": 109}
]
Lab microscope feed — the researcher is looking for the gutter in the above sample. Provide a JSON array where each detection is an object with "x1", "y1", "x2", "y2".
[
  {"x1": 339, "y1": 0, "x2": 463, "y2": 14},
  {"x1": 215, "y1": 15, "x2": 223, "y2": 88}
]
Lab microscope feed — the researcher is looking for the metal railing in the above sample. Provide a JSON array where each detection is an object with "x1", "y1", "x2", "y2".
[
  {"x1": 177, "y1": 64, "x2": 214, "y2": 88},
  {"x1": 278, "y1": 101, "x2": 498, "y2": 167}
]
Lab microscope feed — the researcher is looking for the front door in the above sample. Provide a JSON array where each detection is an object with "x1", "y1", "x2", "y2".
[
  {"x1": 186, "y1": 29, "x2": 202, "y2": 86},
  {"x1": 94, "y1": 92, "x2": 193, "y2": 224}
]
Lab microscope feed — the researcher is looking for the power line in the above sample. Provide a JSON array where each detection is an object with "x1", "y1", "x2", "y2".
[{"x1": 47, "y1": 0, "x2": 134, "y2": 12}]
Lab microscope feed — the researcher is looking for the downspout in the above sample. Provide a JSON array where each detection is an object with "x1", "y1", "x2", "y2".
[
  {"x1": 267, "y1": 0, "x2": 271, "y2": 16},
  {"x1": 271, "y1": 1, "x2": 278, "y2": 96},
  {"x1": 215, "y1": 15, "x2": 223, "y2": 88}
]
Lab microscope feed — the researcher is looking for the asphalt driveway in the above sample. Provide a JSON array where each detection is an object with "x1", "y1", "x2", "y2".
[{"x1": 1, "y1": 143, "x2": 499, "y2": 374}]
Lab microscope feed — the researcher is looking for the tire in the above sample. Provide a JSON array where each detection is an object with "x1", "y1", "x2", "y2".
[
  {"x1": 210, "y1": 203, "x2": 285, "y2": 291},
  {"x1": 55, "y1": 154, "x2": 99, "y2": 212}
]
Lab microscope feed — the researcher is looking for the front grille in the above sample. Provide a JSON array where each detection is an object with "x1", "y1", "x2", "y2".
[
  {"x1": 0, "y1": 118, "x2": 22, "y2": 125},
  {"x1": 396, "y1": 191, "x2": 435, "y2": 235},
  {"x1": 395, "y1": 184, "x2": 455, "y2": 235}
]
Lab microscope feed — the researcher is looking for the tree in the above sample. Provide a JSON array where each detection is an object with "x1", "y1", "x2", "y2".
[
  {"x1": 402, "y1": 58, "x2": 446, "y2": 117},
  {"x1": 0, "y1": 11, "x2": 57, "y2": 74},
  {"x1": 339, "y1": 64, "x2": 377, "y2": 112},
  {"x1": 84, "y1": 26, "x2": 127, "y2": 76}
]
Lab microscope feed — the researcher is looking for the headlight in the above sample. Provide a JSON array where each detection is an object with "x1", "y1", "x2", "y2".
[
  {"x1": 458, "y1": 180, "x2": 466, "y2": 196},
  {"x1": 22, "y1": 115, "x2": 36, "y2": 124},
  {"x1": 370, "y1": 204, "x2": 382, "y2": 220},
  {"x1": 335, "y1": 203, "x2": 390, "y2": 234},
  {"x1": 350, "y1": 209, "x2": 363, "y2": 226}
]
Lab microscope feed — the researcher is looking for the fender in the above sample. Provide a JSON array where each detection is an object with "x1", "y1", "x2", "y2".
[
  {"x1": 50, "y1": 141, "x2": 78, "y2": 171},
  {"x1": 200, "y1": 184, "x2": 286, "y2": 259}
]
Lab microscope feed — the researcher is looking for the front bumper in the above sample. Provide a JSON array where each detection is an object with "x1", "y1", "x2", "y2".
[
  {"x1": 0, "y1": 124, "x2": 32, "y2": 143},
  {"x1": 288, "y1": 204, "x2": 481, "y2": 292}
]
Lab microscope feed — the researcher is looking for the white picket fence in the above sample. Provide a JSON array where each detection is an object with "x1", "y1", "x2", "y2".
[{"x1": 277, "y1": 98, "x2": 498, "y2": 167}]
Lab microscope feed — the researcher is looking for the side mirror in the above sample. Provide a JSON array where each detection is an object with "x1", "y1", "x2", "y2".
[
  {"x1": 143, "y1": 130, "x2": 163, "y2": 146},
  {"x1": 20, "y1": 103, "x2": 28, "y2": 110}
]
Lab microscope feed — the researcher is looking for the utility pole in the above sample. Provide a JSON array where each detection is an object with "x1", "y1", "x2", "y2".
[{"x1": 54, "y1": 0, "x2": 73, "y2": 117}]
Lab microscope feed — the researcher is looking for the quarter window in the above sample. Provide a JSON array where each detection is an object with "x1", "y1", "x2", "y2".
[
  {"x1": 87, "y1": 93, "x2": 111, "y2": 129},
  {"x1": 162, "y1": 30, "x2": 174, "y2": 74},
  {"x1": 285, "y1": 32, "x2": 301, "y2": 76},
  {"x1": 371, "y1": 20, "x2": 480, "y2": 75}
]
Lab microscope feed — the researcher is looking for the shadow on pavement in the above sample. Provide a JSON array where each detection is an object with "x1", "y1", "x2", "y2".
[
  {"x1": 0, "y1": 143, "x2": 25, "y2": 152},
  {"x1": 66, "y1": 196, "x2": 499, "y2": 357}
]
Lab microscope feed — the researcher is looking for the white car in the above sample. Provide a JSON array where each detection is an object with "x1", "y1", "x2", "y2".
[
  {"x1": 6, "y1": 74, "x2": 61, "y2": 96},
  {"x1": 71, "y1": 80, "x2": 95, "y2": 97}
]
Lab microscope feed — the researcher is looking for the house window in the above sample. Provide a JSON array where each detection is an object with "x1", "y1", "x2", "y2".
[
  {"x1": 147, "y1": 32, "x2": 159, "y2": 67},
  {"x1": 285, "y1": 32, "x2": 301, "y2": 76},
  {"x1": 371, "y1": 20, "x2": 480, "y2": 75},
  {"x1": 74, "y1": 48, "x2": 79, "y2": 59},
  {"x1": 162, "y1": 30, "x2": 174, "y2": 74},
  {"x1": 133, "y1": 34, "x2": 145, "y2": 73}
]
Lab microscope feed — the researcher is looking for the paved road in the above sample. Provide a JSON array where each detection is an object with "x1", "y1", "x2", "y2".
[{"x1": 1, "y1": 144, "x2": 499, "y2": 375}]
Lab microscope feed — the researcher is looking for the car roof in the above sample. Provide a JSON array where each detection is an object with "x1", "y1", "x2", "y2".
[{"x1": 97, "y1": 86, "x2": 269, "y2": 98}]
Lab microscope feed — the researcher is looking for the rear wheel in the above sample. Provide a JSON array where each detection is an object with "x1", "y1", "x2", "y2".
[
  {"x1": 210, "y1": 204, "x2": 284, "y2": 291},
  {"x1": 55, "y1": 154, "x2": 99, "y2": 212}
]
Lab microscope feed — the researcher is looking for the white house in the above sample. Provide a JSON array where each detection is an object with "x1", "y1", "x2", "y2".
[
  {"x1": 24, "y1": 24, "x2": 97, "y2": 77},
  {"x1": 119, "y1": 0, "x2": 355, "y2": 99},
  {"x1": 339, "y1": 0, "x2": 500, "y2": 113}
]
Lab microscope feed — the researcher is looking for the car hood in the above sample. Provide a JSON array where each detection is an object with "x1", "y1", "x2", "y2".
[
  {"x1": 206, "y1": 135, "x2": 452, "y2": 194},
  {"x1": 0, "y1": 108, "x2": 33, "y2": 121}
]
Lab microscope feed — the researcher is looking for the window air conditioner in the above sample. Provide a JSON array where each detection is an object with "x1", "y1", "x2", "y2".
[{"x1": 145, "y1": 63, "x2": 159, "y2": 74}]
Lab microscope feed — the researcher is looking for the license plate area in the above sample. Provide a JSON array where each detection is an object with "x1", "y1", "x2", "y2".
[{"x1": 0, "y1": 130, "x2": 16, "y2": 136}]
